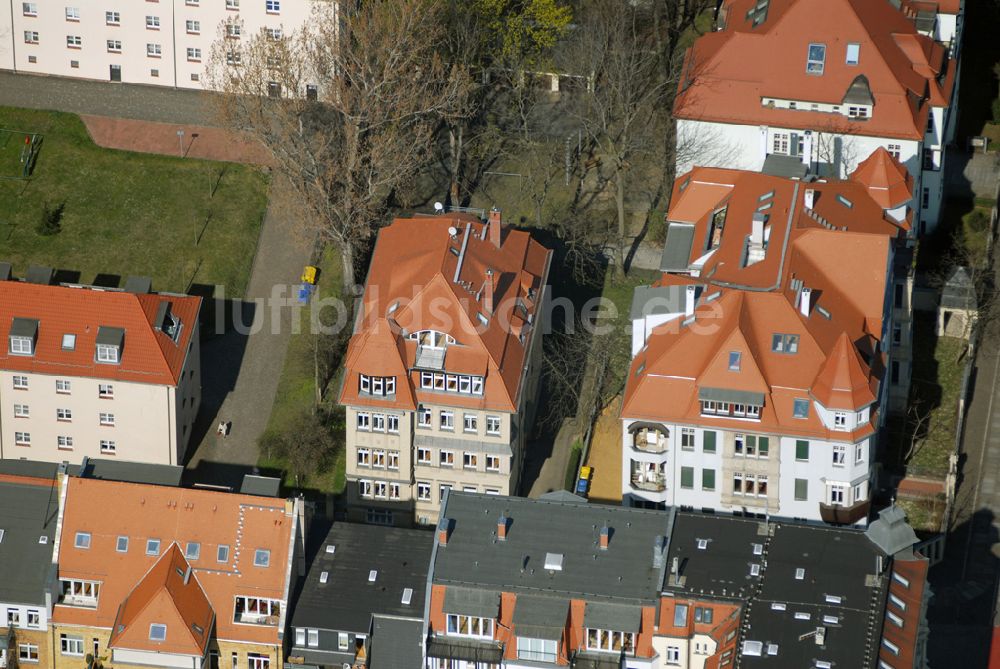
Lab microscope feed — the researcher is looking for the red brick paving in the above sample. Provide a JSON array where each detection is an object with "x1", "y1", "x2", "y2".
[
  {"x1": 898, "y1": 475, "x2": 947, "y2": 498},
  {"x1": 81, "y1": 114, "x2": 272, "y2": 165}
]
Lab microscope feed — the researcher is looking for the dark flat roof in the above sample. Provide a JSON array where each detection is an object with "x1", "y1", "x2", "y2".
[
  {"x1": 368, "y1": 616, "x2": 424, "y2": 669},
  {"x1": 291, "y1": 523, "x2": 432, "y2": 635},
  {"x1": 665, "y1": 513, "x2": 888, "y2": 668},
  {"x1": 0, "y1": 459, "x2": 183, "y2": 487},
  {"x1": 0, "y1": 479, "x2": 58, "y2": 605},
  {"x1": 434, "y1": 492, "x2": 671, "y2": 604}
]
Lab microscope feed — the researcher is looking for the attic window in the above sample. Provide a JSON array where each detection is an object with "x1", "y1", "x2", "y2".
[
  {"x1": 254, "y1": 549, "x2": 270, "y2": 567},
  {"x1": 728, "y1": 351, "x2": 741, "y2": 371},
  {"x1": 795, "y1": 568, "x2": 805, "y2": 580},
  {"x1": 770, "y1": 602, "x2": 786, "y2": 611},
  {"x1": 742, "y1": 640, "x2": 763, "y2": 657},
  {"x1": 476, "y1": 312, "x2": 489, "y2": 327},
  {"x1": 825, "y1": 594, "x2": 843, "y2": 604},
  {"x1": 806, "y1": 43, "x2": 826, "y2": 75},
  {"x1": 753, "y1": 543, "x2": 763, "y2": 555},
  {"x1": 192, "y1": 623, "x2": 204, "y2": 635},
  {"x1": 771, "y1": 334, "x2": 799, "y2": 354},
  {"x1": 9, "y1": 318, "x2": 38, "y2": 356},
  {"x1": 767, "y1": 644, "x2": 778, "y2": 656},
  {"x1": 368, "y1": 570, "x2": 378, "y2": 583},
  {"x1": 62, "y1": 334, "x2": 76, "y2": 350},
  {"x1": 697, "y1": 538, "x2": 709, "y2": 550},
  {"x1": 185, "y1": 542, "x2": 200, "y2": 560},
  {"x1": 794, "y1": 612, "x2": 810, "y2": 620},
  {"x1": 816, "y1": 306, "x2": 832, "y2": 320},
  {"x1": 402, "y1": 587, "x2": 414, "y2": 605},
  {"x1": 749, "y1": 563, "x2": 761, "y2": 576},
  {"x1": 846, "y1": 42, "x2": 860, "y2": 65},
  {"x1": 325, "y1": 544, "x2": 336, "y2": 554},
  {"x1": 836, "y1": 194, "x2": 853, "y2": 208},
  {"x1": 679, "y1": 176, "x2": 691, "y2": 191},
  {"x1": 39, "y1": 536, "x2": 48, "y2": 545},
  {"x1": 149, "y1": 624, "x2": 166, "y2": 641},
  {"x1": 96, "y1": 344, "x2": 120, "y2": 363},
  {"x1": 757, "y1": 191, "x2": 775, "y2": 202},
  {"x1": 319, "y1": 571, "x2": 329, "y2": 584},
  {"x1": 822, "y1": 615, "x2": 839, "y2": 624}
]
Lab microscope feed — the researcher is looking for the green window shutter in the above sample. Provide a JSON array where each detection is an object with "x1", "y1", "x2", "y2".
[
  {"x1": 703, "y1": 431, "x2": 716, "y2": 453},
  {"x1": 681, "y1": 467, "x2": 694, "y2": 489},
  {"x1": 759, "y1": 436, "x2": 769, "y2": 456},
  {"x1": 794, "y1": 478, "x2": 808, "y2": 501},
  {"x1": 796, "y1": 440, "x2": 809, "y2": 461},
  {"x1": 702, "y1": 468, "x2": 716, "y2": 491},
  {"x1": 747, "y1": 435, "x2": 756, "y2": 450}
]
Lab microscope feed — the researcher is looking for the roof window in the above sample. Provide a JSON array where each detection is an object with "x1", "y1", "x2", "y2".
[
  {"x1": 368, "y1": 570, "x2": 378, "y2": 583},
  {"x1": 149, "y1": 623, "x2": 166, "y2": 641},
  {"x1": 544, "y1": 552, "x2": 564, "y2": 571},
  {"x1": 807, "y1": 43, "x2": 826, "y2": 75},
  {"x1": 62, "y1": 334, "x2": 76, "y2": 350},
  {"x1": 846, "y1": 43, "x2": 860, "y2": 65},
  {"x1": 320, "y1": 571, "x2": 329, "y2": 584},
  {"x1": 697, "y1": 538, "x2": 709, "y2": 550},
  {"x1": 254, "y1": 549, "x2": 270, "y2": 567},
  {"x1": 402, "y1": 587, "x2": 413, "y2": 605},
  {"x1": 9, "y1": 318, "x2": 38, "y2": 356},
  {"x1": 795, "y1": 567, "x2": 805, "y2": 580}
]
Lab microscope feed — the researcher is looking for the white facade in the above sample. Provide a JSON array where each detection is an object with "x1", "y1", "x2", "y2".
[
  {"x1": 677, "y1": 111, "x2": 948, "y2": 233},
  {"x1": 0, "y1": 0, "x2": 318, "y2": 89},
  {"x1": 0, "y1": 322, "x2": 200, "y2": 466}
]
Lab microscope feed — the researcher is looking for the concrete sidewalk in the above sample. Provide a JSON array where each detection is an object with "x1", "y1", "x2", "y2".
[{"x1": 0, "y1": 70, "x2": 214, "y2": 125}]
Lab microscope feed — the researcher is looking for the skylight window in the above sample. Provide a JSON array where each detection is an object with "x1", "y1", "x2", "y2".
[
  {"x1": 217, "y1": 544, "x2": 230, "y2": 563},
  {"x1": 75, "y1": 532, "x2": 91, "y2": 549},
  {"x1": 402, "y1": 587, "x2": 414, "y2": 605},
  {"x1": 319, "y1": 571, "x2": 329, "y2": 584},
  {"x1": 793, "y1": 398, "x2": 810, "y2": 419},
  {"x1": 185, "y1": 542, "x2": 200, "y2": 560},
  {"x1": 697, "y1": 538, "x2": 709, "y2": 550},
  {"x1": 753, "y1": 543, "x2": 763, "y2": 555},
  {"x1": 795, "y1": 567, "x2": 805, "y2": 580},
  {"x1": 728, "y1": 351, "x2": 741, "y2": 371},
  {"x1": 62, "y1": 334, "x2": 76, "y2": 350},
  {"x1": 825, "y1": 594, "x2": 843, "y2": 604},
  {"x1": 254, "y1": 549, "x2": 270, "y2": 567},
  {"x1": 368, "y1": 570, "x2": 378, "y2": 583},
  {"x1": 794, "y1": 612, "x2": 810, "y2": 620},
  {"x1": 846, "y1": 43, "x2": 860, "y2": 65},
  {"x1": 771, "y1": 334, "x2": 800, "y2": 354},
  {"x1": 823, "y1": 615, "x2": 839, "y2": 624},
  {"x1": 147, "y1": 539, "x2": 161, "y2": 556},
  {"x1": 750, "y1": 563, "x2": 761, "y2": 576},
  {"x1": 116, "y1": 536, "x2": 129, "y2": 552},
  {"x1": 149, "y1": 624, "x2": 166, "y2": 641},
  {"x1": 806, "y1": 43, "x2": 826, "y2": 75},
  {"x1": 325, "y1": 544, "x2": 336, "y2": 554},
  {"x1": 771, "y1": 602, "x2": 786, "y2": 611},
  {"x1": 0, "y1": 529, "x2": 5, "y2": 543}
]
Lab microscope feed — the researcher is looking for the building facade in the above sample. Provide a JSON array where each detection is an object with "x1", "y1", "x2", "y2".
[
  {"x1": 674, "y1": 0, "x2": 961, "y2": 233},
  {"x1": 0, "y1": 0, "x2": 318, "y2": 89},
  {"x1": 48, "y1": 472, "x2": 302, "y2": 669},
  {"x1": 622, "y1": 165, "x2": 913, "y2": 525},
  {"x1": 339, "y1": 210, "x2": 552, "y2": 527},
  {"x1": 0, "y1": 271, "x2": 201, "y2": 466}
]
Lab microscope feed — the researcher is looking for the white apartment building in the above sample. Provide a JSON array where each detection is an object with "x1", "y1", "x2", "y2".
[
  {"x1": 0, "y1": 0, "x2": 318, "y2": 89},
  {"x1": 0, "y1": 268, "x2": 201, "y2": 465},
  {"x1": 674, "y1": 0, "x2": 961, "y2": 233},
  {"x1": 339, "y1": 210, "x2": 552, "y2": 527},
  {"x1": 622, "y1": 166, "x2": 911, "y2": 526}
]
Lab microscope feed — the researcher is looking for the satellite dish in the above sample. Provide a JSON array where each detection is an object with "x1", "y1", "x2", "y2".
[
  {"x1": 448, "y1": 226, "x2": 458, "y2": 237},
  {"x1": 433, "y1": 201, "x2": 445, "y2": 212}
]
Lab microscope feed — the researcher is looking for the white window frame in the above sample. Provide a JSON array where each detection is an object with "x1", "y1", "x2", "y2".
[
  {"x1": 463, "y1": 414, "x2": 477, "y2": 433},
  {"x1": 14, "y1": 432, "x2": 30, "y2": 446},
  {"x1": 356, "y1": 411, "x2": 370, "y2": 430},
  {"x1": 439, "y1": 450, "x2": 454, "y2": 467},
  {"x1": 832, "y1": 443, "x2": 846, "y2": 465},
  {"x1": 265, "y1": 0, "x2": 280, "y2": 12},
  {"x1": 585, "y1": 628, "x2": 636, "y2": 655},
  {"x1": 24, "y1": 31, "x2": 39, "y2": 44},
  {"x1": 486, "y1": 415, "x2": 501, "y2": 435},
  {"x1": 417, "y1": 447, "x2": 431, "y2": 464},
  {"x1": 806, "y1": 43, "x2": 826, "y2": 74},
  {"x1": 100, "y1": 440, "x2": 116, "y2": 454},
  {"x1": 440, "y1": 411, "x2": 454, "y2": 430},
  {"x1": 60, "y1": 634, "x2": 84, "y2": 656},
  {"x1": 417, "y1": 482, "x2": 431, "y2": 500},
  {"x1": 99, "y1": 384, "x2": 114, "y2": 398},
  {"x1": 146, "y1": 15, "x2": 160, "y2": 29},
  {"x1": 105, "y1": 11, "x2": 120, "y2": 25},
  {"x1": 446, "y1": 614, "x2": 494, "y2": 639},
  {"x1": 486, "y1": 454, "x2": 501, "y2": 472},
  {"x1": 66, "y1": 35, "x2": 82, "y2": 48},
  {"x1": 10, "y1": 336, "x2": 32, "y2": 355},
  {"x1": 57, "y1": 436, "x2": 74, "y2": 450},
  {"x1": 14, "y1": 375, "x2": 28, "y2": 389},
  {"x1": 55, "y1": 379, "x2": 70, "y2": 393},
  {"x1": 418, "y1": 406, "x2": 432, "y2": 427},
  {"x1": 18, "y1": 644, "x2": 39, "y2": 663},
  {"x1": 387, "y1": 414, "x2": 399, "y2": 433},
  {"x1": 186, "y1": 20, "x2": 201, "y2": 33},
  {"x1": 187, "y1": 47, "x2": 202, "y2": 61},
  {"x1": 22, "y1": 3, "x2": 37, "y2": 17},
  {"x1": 146, "y1": 43, "x2": 162, "y2": 56},
  {"x1": 59, "y1": 579, "x2": 100, "y2": 607},
  {"x1": 99, "y1": 412, "x2": 115, "y2": 426},
  {"x1": 57, "y1": 407, "x2": 72, "y2": 421},
  {"x1": 14, "y1": 404, "x2": 29, "y2": 418}
]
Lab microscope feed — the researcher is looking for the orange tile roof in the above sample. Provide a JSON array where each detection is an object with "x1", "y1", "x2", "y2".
[
  {"x1": 339, "y1": 211, "x2": 552, "y2": 413},
  {"x1": 54, "y1": 477, "x2": 295, "y2": 647},
  {"x1": 624, "y1": 166, "x2": 897, "y2": 438},
  {"x1": 676, "y1": 0, "x2": 956, "y2": 140},
  {"x1": 850, "y1": 147, "x2": 914, "y2": 209},
  {"x1": 0, "y1": 282, "x2": 200, "y2": 386},
  {"x1": 108, "y1": 544, "x2": 214, "y2": 656}
]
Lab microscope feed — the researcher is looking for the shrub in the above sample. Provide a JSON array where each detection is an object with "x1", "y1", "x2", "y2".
[{"x1": 37, "y1": 202, "x2": 64, "y2": 236}]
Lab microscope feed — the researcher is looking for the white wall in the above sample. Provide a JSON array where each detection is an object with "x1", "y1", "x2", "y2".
[{"x1": 0, "y1": 0, "x2": 317, "y2": 89}]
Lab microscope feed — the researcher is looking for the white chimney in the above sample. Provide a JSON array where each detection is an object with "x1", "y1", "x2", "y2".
[
  {"x1": 800, "y1": 287, "x2": 812, "y2": 316},
  {"x1": 685, "y1": 285, "x2": 696, "y2": 317},
  {"x1": 804, "y1": 189, "x2": 816, "y2": 210}
]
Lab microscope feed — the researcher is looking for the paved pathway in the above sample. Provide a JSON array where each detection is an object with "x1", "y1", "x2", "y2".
[
  {"x1": 0, "y1": 71, "x2": 214, "y2": 125},
  {"x1": 184, "y1": 191, "x2": 313, "y2": 487},
  {"x1": 946, "y1": 148, "x2": 1000, "y2": 201}
]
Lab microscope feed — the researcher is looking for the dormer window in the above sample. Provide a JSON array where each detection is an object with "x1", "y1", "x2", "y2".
[
  {"x1": 806, "y1": 43, "x2": 826, "y2": 75},
  {"x1": 9, "y1": 318, "x2": 38, "y2": 356},
  {"x1": 771, "y1": 334, "x2": 799, "y2": 354},
  {"x1": 359, "y1": 374, "x2": 395, "y2": 397},
  {"x1": 846, "y1": 43, "x2": 859, "y2": 65},
  {"x1": 95, "y1": 326, "x2": 124, "y2": 364},
  {"x1": 728, "y1": 351, "x2": 741, "y2": 371}
]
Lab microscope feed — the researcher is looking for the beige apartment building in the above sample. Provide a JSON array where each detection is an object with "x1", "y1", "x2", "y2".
[
  {"x1": 0, "y1": 268, "x2": 201, "y2": 465},
  {"x1": 0, "y1": 0, "x2": 318, "y2": 89},
  {"x1": 339, "y1": 210, "x2": 552, "y2": 526}
]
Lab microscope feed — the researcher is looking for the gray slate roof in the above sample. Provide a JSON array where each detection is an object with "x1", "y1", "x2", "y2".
[
  {"x1": 660, "y1": 223, "x2": 696, "y2": 271},
  {"x1": 761, "y1": 154, "x2": 808, "y2": 179},
  {"x1": 368, "y1": 616, "x2": 424, "y2": 669},
  {"x1": 0, "y1": 479, "x2": 58, "y2": 605},
  {"x1": 434, "y1": 492, "x2": 671, "y2": 604},
  {"x1": 630, "y1": 285, "x2": 685, "y2": 320},
  {"x1": 291, "y1": 522, "x2": 432, "y2": 635},
  {"x1": 0, "y1": 459, "x2": 183, "y2": 487}
]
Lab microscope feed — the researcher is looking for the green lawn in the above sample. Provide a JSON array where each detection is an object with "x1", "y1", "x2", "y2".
[
  {"x1": 258, "y1": 246, "x2": 347, "y2": 496},
  {"x1": 0, "y1": 107, "x2": 269, "y2": 297}
]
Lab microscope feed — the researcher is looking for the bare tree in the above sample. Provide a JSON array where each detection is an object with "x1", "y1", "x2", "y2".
[
  {"x1": 561, "y1": 0, "x2": 669, "y2": 266},
  {"x1": 208, "y1": 1, "x2": 470, "y2": 293}
]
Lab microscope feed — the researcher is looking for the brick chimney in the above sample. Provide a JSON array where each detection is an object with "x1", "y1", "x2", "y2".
[
  {"x1": 498, "y1": 515, "x2": 509, "y2": 541},
  {"x1": 483, "y1": 269, "x2": 495, "y2": 314},
  {"x1": 488, "y1": 207, "x2": 502, "y2": 248},
  {"x1": 599, "y1": 525, "x2": 610, "y2": 550},
  {"x1": 438, "y1": 518, "x2": 452, "y2": 547}
]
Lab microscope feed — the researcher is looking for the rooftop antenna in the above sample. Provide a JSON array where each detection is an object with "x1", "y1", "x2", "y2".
[{"x1": 434, "y1": 201, "x2": 445, "y2": 213}]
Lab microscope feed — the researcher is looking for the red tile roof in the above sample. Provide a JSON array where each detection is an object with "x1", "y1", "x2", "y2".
[
  {"x1": 54, "y1": 477, "x2": 296, "y2": 646},
  {"x1": 676, "y1": 0, "x2": 957, "y2": 140},
  {"x1": 108, "y1": 544, "x2": 214, "y2": 657},
  {"x1": 339, "y1": 212, "x2": 552, "y2": 413},
  {"x1": 850, "y1": 147, "x2": 914, "y2": 209},
  {"x1": 623, "y1": 166, "x2": 899, "y2": 437},
  {"x1": 0, "y1": 281, "x2": 200, "y2": 386}
]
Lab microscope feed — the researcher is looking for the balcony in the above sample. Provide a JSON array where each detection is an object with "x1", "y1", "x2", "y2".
[
  {"x1": 415, "y1": 345, "x2": 446, "y2": 370},
  {"x1": 629, "y1": 424, "x2": 668, "y2": 454},
  {"x1": 819, "y1": 499, "x2": 870, "y2": 525},
  {"x1": 630, "y1": 473, "x2": 666, "y2": 492}
]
